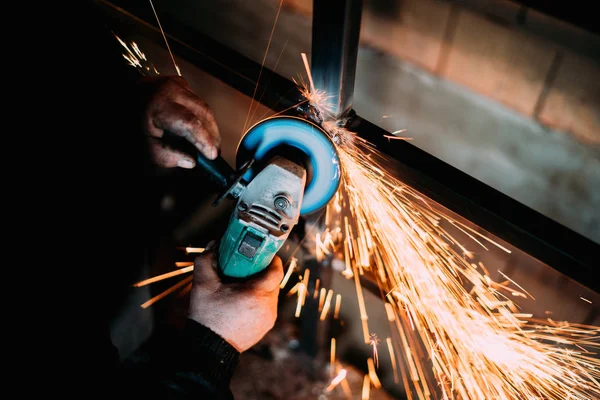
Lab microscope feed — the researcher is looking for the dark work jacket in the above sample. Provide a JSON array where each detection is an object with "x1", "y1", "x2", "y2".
[{"x1": 50, "y1": 1, "x2": 239, "y2": 398}]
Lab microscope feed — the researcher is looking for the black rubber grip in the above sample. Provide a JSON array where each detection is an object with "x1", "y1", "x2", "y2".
[
  {"x1": 194, "y1": 150, "x2": 235, "y2": 189},
  {"x1": 160, "y1": 131, "x2": 236, "y2": 189}
]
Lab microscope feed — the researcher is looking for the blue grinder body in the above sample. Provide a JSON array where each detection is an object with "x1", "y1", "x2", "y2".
[
  {"x1": 198, "y1": 116, "x2": 340, "y2": 279},
  {"x1": 218, "y1": 220, "x2": 284, "y2": 278}
]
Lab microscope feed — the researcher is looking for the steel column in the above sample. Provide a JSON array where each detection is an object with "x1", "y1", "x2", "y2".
[{"x1": 311, "y1": 0, "x2": 362, "y2": 121}]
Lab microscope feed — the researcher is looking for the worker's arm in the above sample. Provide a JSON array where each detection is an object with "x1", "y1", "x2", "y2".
[
  {"x1": 110, "y1": 319, "x2": 239, "y2": 400},
  {"x1": 157, "y1": 319, "x2": 240, "y2": 400},
  {"x1": 149, "y1": 248, "x2": 283, "y2": 399}
]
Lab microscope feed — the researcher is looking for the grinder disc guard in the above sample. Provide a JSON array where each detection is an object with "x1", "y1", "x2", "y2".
[{"x1": 237, "y1": 116, "x2": 340, "y2": 215}]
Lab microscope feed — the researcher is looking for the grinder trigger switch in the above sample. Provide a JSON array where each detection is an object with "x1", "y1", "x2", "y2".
[{"x1": 238, "y1": 232, "x2": 263, "y2": 259}]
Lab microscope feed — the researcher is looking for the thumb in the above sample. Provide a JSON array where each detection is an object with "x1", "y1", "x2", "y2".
[
  {"x1": 149, "y1": 137, "x2": 197, "y2": 169},
  {"x1": 250, "y1": 255, "x2": 284, "y2": 292},
  {"x1": 193, "y1": 250, "x2": 220, "y2": 284}
]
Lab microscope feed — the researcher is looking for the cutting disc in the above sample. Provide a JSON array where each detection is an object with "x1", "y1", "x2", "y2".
[{"x1": 237, "y1": 116, "x2": 340, "y2": 215}]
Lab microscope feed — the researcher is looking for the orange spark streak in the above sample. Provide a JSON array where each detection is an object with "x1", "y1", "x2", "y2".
[
  {"x1": 352, "y1": 262, "x2": 370, "y2": 343},
  {"x1": 184, "y1": 247, "x2": 205, "y2": 254},
  {"x1": 330, "y1": 337, "x2": 336, "y2": 377},
  {"x1": 316, "y1": 232, "x2": 323, "y2": 261},
  {"x1": 318, "y1": 288, "x2": 327, "y2": 312},
  {"x1": 447, "y1": 218, "x2": 512, "y2": 254},
  {"x1": 387, "y1": 337, "x2": 400, "y2": 384},
  {"x1": 362, "y1": 375, "x2": 371, "y2": 400},
  {"x1": 280, "y1": 257, "x2": 297, "y2": 288},
  {"x1": 148, "y1": 0, "x2": 180, "y2": 75},
  {"x1": 367, "y1": 358, "x2": 382, "y2": 389},
  {"x1": 141, "y1": 275, "x2": 193, "y2": 308},
  {"x1": 383, "y1": 135, "x2": 412, "y2": 140},
  {"x1": 336, "y1": 364, "x2": 354, "y2": 399},
  {"x1": 243, "y1": 0, "x2": 284, "y2": 133},
  {"x1": 114, "y1": 33, "x2": 159, "y2": 75},
  {"x1": 302, "y1": 269, "x2": 310, "y2": 305},
  {"x1": 248, "y1": 39, "x2": 289, "y2": 124},
  {"x1": 295, "y1": 282, "x2": 306, "y2": 318},
  {"x1": 326, "y1": 369, "x2": 347, "y2": 392},
  {"x1": 133, "y1": 266, "x2": 193, "y2": 287},
  {"x1": 301, "y1": 52, "x2": 314, "y2": 93},
  {"x1": 384, "y1": 303, "x2": 396, "y2": 321},
  {"x1": 287, "y1": 281, "x2": 300, "y2": 296},
  {"x1": 334, "y1": 294, "x2": 342, "y2": 319},
  {"x1": 498, "y1": 270, "x2": 536, "y2": 300},
  {"x1": 296, "y1": 51, "x2": 334, "y2": 117},
  {"x1": 175, "y1": 262, "x2": 193, "y2": 267},
  {"x1": 320, "y1": 289, "x2": 334, "y2": 320},
  {"x1": 370, "y1": 333, "x2": 380, "y2": 369},
  {"x1": 177, "y1": 281, "x2": 193, "y2": 298}
]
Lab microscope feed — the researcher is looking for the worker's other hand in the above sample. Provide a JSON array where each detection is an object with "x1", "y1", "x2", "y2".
[
  {"x1": 139, "y1": 75, "x2": 221, "y2": 168},
  {"x1": 189, "y1": 247, "x2": 283, "y2": 352}
]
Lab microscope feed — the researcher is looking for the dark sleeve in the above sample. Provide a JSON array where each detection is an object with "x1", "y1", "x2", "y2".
[
  {"x1": 157, "y1": 319, "x2": 240, "y2": 399},
  {"x1": 112, "y1": 320, "x2": 240, "y2": 400}
]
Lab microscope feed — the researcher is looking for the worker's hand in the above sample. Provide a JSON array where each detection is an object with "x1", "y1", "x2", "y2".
[
  {"x1": 139, "y1": 75, "x2": 221, "y2": 168},
  {"x1": 189, "y1": 246, "x2": 283, "y2": 352}
]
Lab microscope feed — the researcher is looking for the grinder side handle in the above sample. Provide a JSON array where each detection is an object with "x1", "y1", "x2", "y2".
[{"x1": 159, "y1": 131, "x2": 236, "y2": 190}]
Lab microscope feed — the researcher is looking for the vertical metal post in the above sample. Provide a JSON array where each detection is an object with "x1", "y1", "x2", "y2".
[{"x1": 311, "y1": 0, "x2": 363, "y2": 121}]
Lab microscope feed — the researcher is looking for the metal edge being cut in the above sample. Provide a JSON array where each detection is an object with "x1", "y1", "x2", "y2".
[{"x1": 236, "y1": 116, "x2": 341, "y2": 216}]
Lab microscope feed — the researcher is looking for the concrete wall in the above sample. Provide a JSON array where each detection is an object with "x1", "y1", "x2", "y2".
[{"x1": 288, "y1": 0, "x2": 600, "y2": 143}]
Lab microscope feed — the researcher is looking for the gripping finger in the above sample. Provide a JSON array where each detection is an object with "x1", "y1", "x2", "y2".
[
  {"x1": 152, "y1": 101, "x2": 219, "y2": 160},
  {"x1": 249, "y1": 256, "x2": 284, "y2": 293},
  {"x1": 176, "y1": 90, "x2": 221, "y2": 150},
  {"x1": 149, "y1": 137, "x2": 196, "y2": 168},
  {"x1": 193, "y1": 250, "x2": 220, "y2": 285}
]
